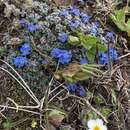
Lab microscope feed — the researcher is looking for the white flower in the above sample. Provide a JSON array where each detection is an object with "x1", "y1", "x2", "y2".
[{"x1": 87, "y1": 119, "x2": 107, "y2": 130}]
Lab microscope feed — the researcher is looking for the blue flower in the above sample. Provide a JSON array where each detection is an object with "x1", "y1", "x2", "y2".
[
  {"x1": 51, "y1": 48, "x2": 62, "y2": 58},
  {"x1": 89, "y1": 26, "x2": 98, "y2": 36},
  {"x1": 95, "y1": 21, "x2": 100, "y2": 28},
  {"x1": 80, "y1": 58, "x2": 88, "y2": 65},
  {"x1": 19, "y1": 18, "x2": 28, "y2": 27},
  {"x1": 20, "y1": 43, "x2": 31, "y2": 56},
  {"x1": 109, "y1": 48, "x2": 118, "y2": 60},
  {"x1": 81, "y1": 13, "x2": 89, "y2": 24},
  {"x1": 19, "y1": 19, "x2": 37, "y2": 33},
  {"x1": 69, "y1": 20, "x2": 79, "y2": 29},
  {"x1": 98, "y1": 52, "x2": 108, "y2": 65},
  {"x1": 27, "y1": 23, "x2": 37, "y2": 33},
  {"x1": 79, "y1": 86, "x2": 86, "y2": 97},
  {"x1": 13, "y1": 56, "x2": 28, "y2": 68},
  {"x1": 70, "y1": 7, "x2": 80, "y2": 16},
  {"x1": 51, "y1": 48, "x2": 72, "y2": 64},
  {"x1": 59, "y1": 50, "x2": 72, "y2": 64},
  {"x1": 66, "y1": 83, "x2": 86, "y2": 97},
  {"x1": 105, "y1": 32, "x2": 115, "y2": 42},
  {"x1": 66, "y1": 83, "x2": 78, "y2": 92},
  {"x1": 98, "y1": 48, "x2": 118, "y2": 65},
  {"x1": 58, "y1": 32, "x2": 68, "y2": 43},
  {"x1": 59, "y1": 9, "x2": 69, "y2": 17}
]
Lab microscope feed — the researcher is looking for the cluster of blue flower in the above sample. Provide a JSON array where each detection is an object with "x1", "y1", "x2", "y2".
[
  {"x1": 52, "y1": 7, "x2": 91, "y2": 65},
  {"x1": 80, "y1": 57, "x2": 88, "y2": 65},
  {"x1": 105, "y1": 32, "x2": 115, "y2": 42},
  {"x1": 98, "y1": 48, "x2": 118, "y2": 65},
  {"x1": 11, "y1": 6, "x2": 119, "y2": 100},
  {"x1": 20, "y1": 43, "x2": 31, "y2": 56},
  {"x1": 59, "y1": 6, "x2": 117, "y2": 40},
  {"x1": 58, "y1": 32, "x2": 68, "y2": 43},
  {"x1": 51, "y1": 48, "x2": 72, "y2": 64},
  {"x1": 55, "y1": 7, "x2": 118, "y2": 66},
  {"x1": 12, "y1": 18, "x2": 38, "y2": 68},
  {"x1": 89, "y1": 25, "x2": 98, "y2": 36},
  {"x1": 59, "y1": 6, "x2": 89, "y2": 29},
  {"x1": 66, "y1": 83, "x2": 86, "y2": 97},
  {"x1": 13, "y1": 43, "x2": 31, "y2": 68},
  {"x1": 19, "y1": 18, "x2": 37, "y2": 33}
]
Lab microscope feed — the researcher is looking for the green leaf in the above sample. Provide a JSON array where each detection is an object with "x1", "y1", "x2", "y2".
[
  {"x1": 86, "y1": 47, "x2": 96, "y2": 63},
  {"x1": 64, "y1": 76, "x2": 77, "y2": 83},
  {"x1": 81, "y1": 64, "x2": 102, "y2": 78},
  {"x1": 78, "y1": 33, "x2": 107, "y2": 62},
  {"x1": 87, "y1": 111, "x2": 98, "y2": 119},
  {"x1": 97, "y1": 43, "x2": 107, "y2": 52},
  {"x1": 115, "y1": 10, "x2": 125, "y2": 22},
  {"x1": 62, "y1": 63, "x2": 102, "y2": 83},
  {"x1": 79, "y1": 33, "x2": 97, "y2": 50},
  {"x1": 82, "y1": 64, "x2": 102, "y2": 74},
  {"x1": 48, "y1": 109, "x2": 66, "y2": 127},
  {"x1": 127, "y1": 19, "x2": 130, "y2": 37},
  {"x1": 74, "y1": 71, "x2": 90, "y2": 81},
  {"x1": 101, "y1": 108, "x2": 111, "y2": 117},
  {"x1": 94, "y1": 95, "x2": 104, "y2": 104},
  {"x1": 110, "y1": 13, "x2": 117, "y2": 23},
  {"x1": 127, "y1": 19, "x2": 130, "y2": 30},
  {"x1": 111, "y1": 89, "x2": 117, "y2": 104},
  {"x1": 68, "y1": 35, "x2": 80, "y2": 45},
  {"x1": 87, "y1": 91, "x2": 93, "y2": 99},
  {"x1": 3, "y1": 120, "x2": 12, "y2": 130},
  {"x1": 49, "y1": 109, "x2": 66, "y2": 117},
  {"x1": 116, "y1": 22, "x2": 127, "y2": 31},
  {"x1": 110, "y1": 10, "x2": 127, "y2": 31}
]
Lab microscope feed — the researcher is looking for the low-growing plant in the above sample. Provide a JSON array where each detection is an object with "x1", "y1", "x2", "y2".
[
  {"x1": 3, "y1": 120, "x2": 12, "y2": 130},
  {"x1": 69, "y1": 33, "x2": 107, "y2": 63},
  {"x1": 79, "y1": 33, "x2": 107, "y2": 63},
  {"x1": 110, "y1": 9, "x2": 130, "y2": 37},
  {"x1": 48, "y1": 107, "x2": 67, "y2": 128},
  {"x1": 55, "y1": 63, "x2": 102, "y2": 83},
  {"x1": 31, "y1": 119, "x2": 38, "y2": 128}
]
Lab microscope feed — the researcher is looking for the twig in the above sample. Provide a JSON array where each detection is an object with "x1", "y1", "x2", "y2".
[
  {"x1": 30, "y1": 36, "x2": 54, "y2": 64},
  {"x1": 7, "y1": 97, "x2": 39, "y2": 109},
  {"x1": 0, "y1": 59, "x2": 40, "y2": 105},
  {"x1": 118, "y1": 52, "x2": 130, "y2": 59},
  {"x1": 0, "y1": 66, "x2": 39, "y2": 105},
  {"x1": 7, "y1": 97, "x2": 19, "y2": 112},
  {"x1": 0, "y1": 105, "x2": 7, "y2": 119},
  {"x1": 48, "y1": 89, "x2": 65, "y2": 103},
  {"x1": 0, "y1": 105, "x2": 42, "y2": 115},
  {"x1": 49, "y1": 82, "x2": 64, "y2": 95},
  {"x1": 69, "y1": 95, "x2": 108, "y2": 123},
  {"x1": 40, "y1": 114, "x2": 47, "y2": 130}
]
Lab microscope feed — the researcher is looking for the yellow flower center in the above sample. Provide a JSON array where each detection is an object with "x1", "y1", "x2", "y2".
[{"x1": 93, "y1": 126, "x2": 100, "y2": 130}]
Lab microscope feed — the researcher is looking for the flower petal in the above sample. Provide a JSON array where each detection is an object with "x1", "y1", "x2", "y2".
[
  {"x1": 101, "y1": 125, "x2": 107, "y2": 130},
  {"x1": 87, "y1": 119, "x2": 96, "y2": 129},
  {"x1": 96, "y1": 119, "x2": 103, "y2": 126}
]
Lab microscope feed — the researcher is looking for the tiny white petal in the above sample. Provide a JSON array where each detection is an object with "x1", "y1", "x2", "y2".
[
  {"x1": 87, "y1": 119, "x2": 96, "y2": 129},
  {"x1": 96, "y1": 119, "x2": 103, "y2": 126},
  {"x1": 101, "y1": 125, "x2": 107, "y2": 130}
]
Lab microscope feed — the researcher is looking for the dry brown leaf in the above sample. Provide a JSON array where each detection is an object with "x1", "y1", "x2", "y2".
[{"x1": 53, "y1": 0, "x2": 72, "y2": 6}]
